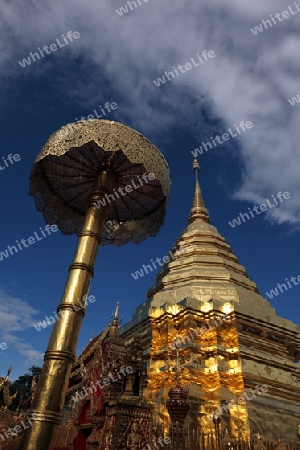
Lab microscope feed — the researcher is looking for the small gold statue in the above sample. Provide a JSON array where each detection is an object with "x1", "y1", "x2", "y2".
[
  {"x1": 254, "y1": 438, "x2": 267, "y2": 450},
  {"x1": 126, "y1": 422, "x2": 141, "y2": 450}
]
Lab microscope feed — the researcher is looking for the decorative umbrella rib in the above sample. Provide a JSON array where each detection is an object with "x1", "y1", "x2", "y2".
[
  {"x1": 63, "y1": 152, "x2": 96, "y2": 171},
  {"x1": 45, "y1": 158, "x2": 96, "y2": 175},
  {"x1": 114, "y1": 161, "x2": 144, "y2": 175},
  {"x1": 48, "y1": 151, "x2": 96, "y2": 172},
  {"x1": 127, "y1": 189, "x2": 164, "y2": 201},
  {"x1": 124, "y1": 193, "x2": 155, "y2": 214}
]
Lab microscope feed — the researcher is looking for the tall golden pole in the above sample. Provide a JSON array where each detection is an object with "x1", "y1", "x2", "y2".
[
  {"x1": 19, "y1": 173, "x2": 112, "y2": 450},
  {"x1": 17, "y1": 119, "x2": 170, "y2": 450}
]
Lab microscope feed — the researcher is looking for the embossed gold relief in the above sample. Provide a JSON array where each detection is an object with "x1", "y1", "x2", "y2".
[
  {"x1": 166, "y1": 304, "x2": 183, "y2": 316},
  {"x1": 221, "y1": 303, "x2": 233, "y2": 315},
  {"x1": 143, "y1": 293, "x2": 254, "y2": 442},
  {"x1": 200, "y1": 302, "x2": 213, "y2": 313},
  {"x1": 149, "y1": 307, "x2": 165, "y2": 319}
]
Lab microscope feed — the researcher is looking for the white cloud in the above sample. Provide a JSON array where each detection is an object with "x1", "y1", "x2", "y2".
[
  {"x1": 1, "y1": 0, "x2": 300, "y2": 227},
  {"x1": 0, "y1": 290, "x2": 43, "y2": 366}
]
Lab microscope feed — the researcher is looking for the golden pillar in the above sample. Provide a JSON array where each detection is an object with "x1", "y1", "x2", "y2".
[
  {"x1": 19, "y1": 173, "x2": 112, "y2": 449},
  {"x1": 18, "y1": 119, "x2": 171, "y2": 450}
]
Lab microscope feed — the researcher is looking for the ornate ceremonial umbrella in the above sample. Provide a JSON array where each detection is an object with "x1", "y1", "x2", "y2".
[{"x1": 19, "y1": 120, "x2": 171, "y2": 450}]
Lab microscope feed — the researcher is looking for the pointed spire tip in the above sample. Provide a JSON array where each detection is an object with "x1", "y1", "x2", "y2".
[
  {"x1": 193, "y1": 157, "x2": 200, "y2": 174},
  {"x1": 188, "y1": 158, "x2": 210, "y2": 224},
  {"x1": 114, "y1": 302, "x2": 120, "y2": 319}
]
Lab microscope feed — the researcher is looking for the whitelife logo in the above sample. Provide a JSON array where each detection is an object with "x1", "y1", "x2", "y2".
[
  {"x1": 94, "y1": 173, "x2": 155, "y2": 209},
  {"x1": 74, "y1": 102, "x2": 118, "y2": 121},
  {"x1": 228, "y1": 191, "x2": 291, "y2": 228},
  {"x1": 171, "y1": 314, "x2": 231, "y2": 351},
  {"x1": 55, "y1": 105, "x2": 118, "y2": 141},
  {"x1": 288, "y1": 90, "x2": 300, "y2": 106},
  {"x1": 0, "y1": 225, "x2": 58, "y2": 262},
  {"x1": 266, "y1": 274, "x2": 300, "y2": 299},
  {"x1": 153, "y1": 50, "x2": 215, "y2": 87},
  {"x1": 33, "y1": 295, "x2": 96, "y2": 332},
  {"x1": 0, "y1": 413, "x2": 45, "y2": 442},
  {"x1": 116, "y1": 0, "x2": 151, "y2": 16},
  {"x1": 131, "y1": 244, "x2": 194, "y2": 280},
  {"x1": 250, "y1": 3, "x2": 300, "y2": 35},
  {"x1": 208, "y1": 384, "x2": 268, "y2": 419},
  {"x1": 142, "y1": 436, "x2": 171, "y2": 450},
  {"x1": 191, "y1": 121, "x2": 253, "y2": 157},
  {"x1": 0, "y1": 153, "x2": 21, "y2": 172},
  {"x1": 71, "y1": 366, "x2": 133, "y2": 403},
  {"x1": 18, "y1": 31, "x2": 81, "y2": 68}
]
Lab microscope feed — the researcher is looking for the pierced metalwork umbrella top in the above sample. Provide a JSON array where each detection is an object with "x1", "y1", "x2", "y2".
[{"x1": 30, "y1": 120, "x2": 171, "y2": 245}]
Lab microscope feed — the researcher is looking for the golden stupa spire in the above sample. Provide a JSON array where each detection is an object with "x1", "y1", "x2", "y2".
[{"x1": 188, "y1": 157, "x2": 210, "y2": 224}]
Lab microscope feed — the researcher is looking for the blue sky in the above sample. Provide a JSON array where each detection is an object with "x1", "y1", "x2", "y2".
[{"x1": 0, "y1": 0, "x2": 300, "y2": 380}]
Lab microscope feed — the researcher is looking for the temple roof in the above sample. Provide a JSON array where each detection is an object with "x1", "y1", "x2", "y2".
[{"x1": 77, "y1": 303, "x2": 121, "y2": 363}]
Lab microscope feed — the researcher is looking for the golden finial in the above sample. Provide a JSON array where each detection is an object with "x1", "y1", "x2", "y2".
[
  {"x1": 188, "y1": 158, "x2": 210, "y2": 224},
  {"x1": 114, "y1": 302, "x2": 120, "y2": 320},
  {"x1": 193, "y1": 157, "x2": 200, "y2": 174},
  {"x1": 110, "y1": 302, "x2": 121, "y2": 333}
]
